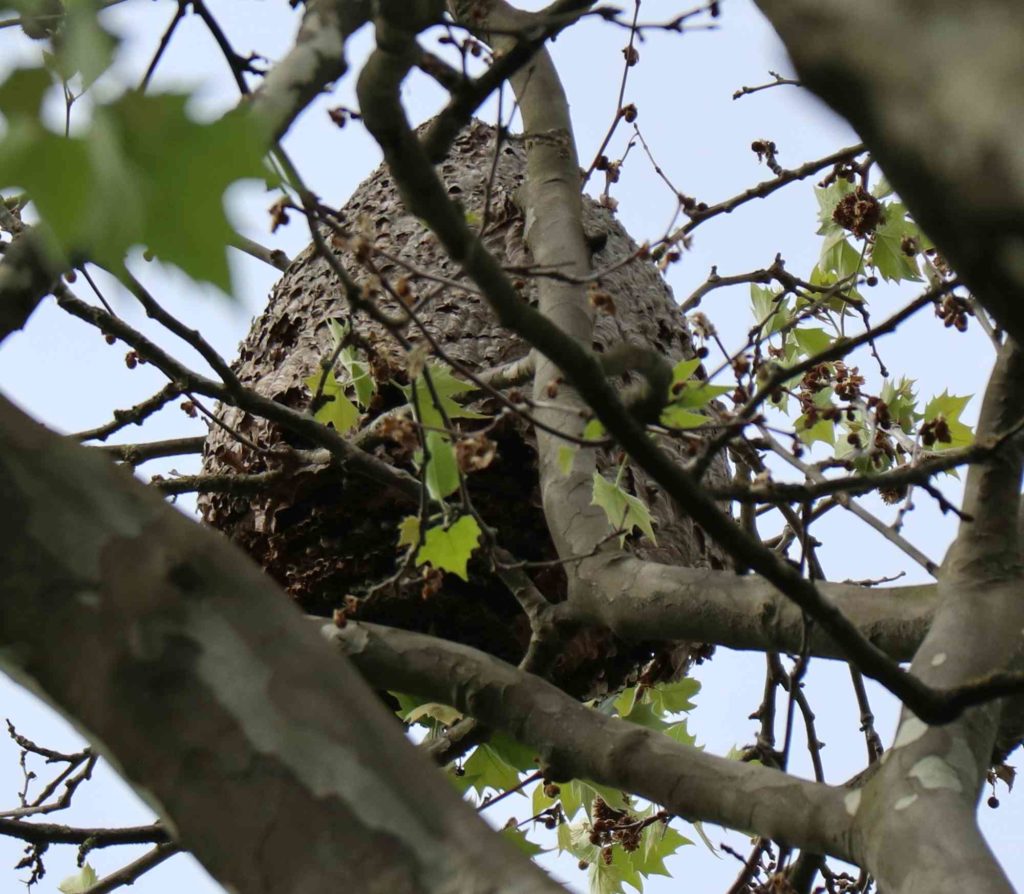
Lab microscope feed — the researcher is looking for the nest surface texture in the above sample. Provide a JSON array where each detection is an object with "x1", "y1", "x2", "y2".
[{"x1": 201, "y1": 121, "x2": 729, "y2": 688}]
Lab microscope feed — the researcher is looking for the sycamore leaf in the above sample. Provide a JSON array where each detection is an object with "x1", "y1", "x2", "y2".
[
  {"x1": 584, "y1": 418, "x2": 606, "y2": 440},
  {"x1": 533, "y1": 779, "x2": 556, "y2": 815},
  {"x1": 59, "y1": 0, "x2": 118, "y2": 87},
  {"x1": 59, "y1": 864, "x2": 98, "y2": 894},
  {"x1": 390, "y1": 690, "x2": 428, "y2": 719},
  {"x1": 750, "y1": 285, "x2": 789, "y2": 334},
  {"x1": 0, "y1": 66, "x2": 53, "y2": 121},
  {"x1": 406, "y1": 702, "x2": 463, "y2": 726},
  {"x1": 819, "y1": 229, "x2": 863, "y2": 279},
  {"x1": 664, "y1": 719, "x2": 698, "y2": 746},
  {"x1": 502, "y1": 826, "x2": 546, "y2": 858},
  {"x1": 424, "y1": 431, "x2": 460, "y2": 500},
  {"x1": 660, "y1": 405, "x2": 707, "y2": 430},
  {"x1": 619, "y1": 702, "x2": 672, "y2": 733},
  {"x1": 463, "y1": 744, "x2": 521, "y2": 796},
  {"x1": 881, "y1": 376, "x2": 920, "y2": 433},
  {"x1": 640, "y1": 824, "x2": 692, "y2": 877},
  {"x1": 924, "y1": 391, "x2": 973, "y2": 450},
  {"x1": 648, "y1": 678, "x2": 700, "y2": 715},
  {"x1": 668, "y1": 381, "x2": 731, "y2": 410},
  {"x1": 592, "y1": 471, "x2": 657, "y2": 546},
  {"x1": 583, "y1": 780, "x2": 632, "y2": 813},
  {"x1": 872, "y1": 176, "x2": 894, "y2": 199},
  {"x1": 670, "y1": 357, "x2": 701, "y2": 385},
  {"x1": 590, "y1": 848, "x2": 639, "y2": 894},
  {"x1": 488, "y1": 733, "x2": 536, "y2": 773},
  {"x1": 0, "y1": 82, "x2": 271, "y2": 292},
  {"x1": 814, "y1": 180, "x2": 854, "y2": 235},
  {"x1": 691, "y1": 820, "x2": 718, "y2": 854},
  {"x1": 404, "y1": 364, "x2": 485, "y2": 430},
  {"x1": 304, "y1": 371, "x2": 359, "y2": 433},
  {"x1": 396, "y1": 516, "x2": 420, "y2": 550},
  {"x1": 872, "y1": 203, "x2": 922, "y2": 282},
  {"x1": 339, "y1": 346, "x2": 376, "y2": 408},
  {"x1": 793, "y1": 327, "x2": 832, "y2": 358},
  {"x1": 613, "y1": 686, "x2": 637, "y2": 718},
  {"x1": 796, "y1": 415, "x2": 835, "y2": 447},
  {"x1": 416, "y1": 515, "x2": 481, "y2": 581}
]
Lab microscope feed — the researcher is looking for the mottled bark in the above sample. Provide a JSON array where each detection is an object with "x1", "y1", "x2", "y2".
[
  {"x1": 0, "y1": 396, "x2": 564, "y2": 894},
  {"x1": 325, "y1": 619, "x2": 855, "y2": 860}
]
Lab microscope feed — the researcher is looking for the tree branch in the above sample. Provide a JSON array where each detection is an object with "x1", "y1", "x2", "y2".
[
  {"x1": 0, "y1": 395, "x2": 564, "y2": 894},
  {"x1": 324, "y1": 620, "x2": 855, "y2": 860}
]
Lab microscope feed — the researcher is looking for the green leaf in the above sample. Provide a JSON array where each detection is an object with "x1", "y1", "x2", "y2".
[
  {"x1": 59, "y1": 864, "x2": 98, "y2": 894},
  {"x1": 814, "y1": 180, "x2": 854, "y2": 235},
  {"x1": 750, "y1": 285, "x2": 789, "y2": 334},
  {"x1": 664, "y1": 719, "x2": 698, "y2": 746},
  {"x1": 881, "y1": 377, "x2": 920, "y2": 432},
  {"x1": 924, "y1": 390, "x2": 973, "y2": 450},
  {"x1": 108, "y1": 96, "x2": 271, "y2": 289},
  {"x1": 670, "y1": 357, "x2": 701, "y2": 385},
  {"x1": 796, "y1": 415, "x2": 835, "y2": 447},
  {"x1": 793, "y1": 327, "x2": 832, "y2": 358},
  {"x1": 397, "y1": 515, "x2": 420, "y2": 550},
  {"x1": 584, "y1": 418, "x2": 606, "y2": 440},
  {"x1": 691, "y1": 820, "x2": 718, "y2": 854},
  {"x1": 819, "y1": 230, "x2": 863, "y2": 279},
  {"x1": 488, "y1": 733, "x2": 536, "y2": 773},
  {"x1": 872, "y1": 203, "x2": 922, "y2": 282},
  {"x1": 0, "y1": 86, "x2": 271, "y2": 292},
  {"x1": 560, "y1": 780, "x2": 585, "y2": 820},
  {"x1": 648, "y1": 678, "x2": 700, "y2": 715},
  {"x1": 590, "y1": 848, "x2": 641, "y2": 894},
  {"x1": 659, "y1": 405, "x2": 707, "y2": 430},
  {"x1": 669, "y1": 382, "x2": 731, "y2": 410},
  {"x1": 558, "y1": 444, "x2": 577, "y2": 477},
  {"x1": 0, "y1": 67, "x2": 53, "y2": 121},
  {"x1": 585, "y1": 781, "x2": 632, "y2": 813},
  {"x1": 60, "y1": 0, "x2": 117, "y2": 86},
  {"x1": 533, "y1": 778, "x2": 556, "y2": 815},
  {"x1": 501, "y1": 826, "x2": 546, "y2": 858},
  {"x1": 304, "y1": 371, "x2": 360, "y2": 433},
  {"x1": 416, "y1": 515, "x2": 482, "y2": 581},
  {"x1": 613, "y1": 686, "x2": 637, "y2": 718},
  {"x1": 592, "y1": 471, "x2": 657, "y2": 546},
  {"x1": 640, "y1": 824, "x2": 692, "y2": 877},
  {"x1": 463, "y1": 744, "x2": 521, "y2": 796},
  {"x1": 405, "y1": 364, "x2": 484, "y2": 430},
  {"x1": 424, "y1": 431, "x2": 460, "y2": 500},
  {"x1": 390, "y1": 690, "x2": 428, "y2": 720},
  {"x1": 620, "y1": 702, "x2": 672, "y2": 732},
  {"x1": 339, "y1": 346, "x2": 376, "y2": 408}
]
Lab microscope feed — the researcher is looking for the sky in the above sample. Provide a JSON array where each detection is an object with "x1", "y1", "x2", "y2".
[{"x1": 0, "y1": 1, "x2": 1016, "y2": 892}]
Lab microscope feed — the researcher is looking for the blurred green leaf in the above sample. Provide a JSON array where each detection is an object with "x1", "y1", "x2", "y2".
[{"x1": 424, "y1": 431, "x2": 459, "y2": 500}]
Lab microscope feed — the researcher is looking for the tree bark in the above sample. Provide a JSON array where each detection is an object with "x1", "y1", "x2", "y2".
[{"x1": 0, "y1": 396, "x2": 564, "y2": 894}]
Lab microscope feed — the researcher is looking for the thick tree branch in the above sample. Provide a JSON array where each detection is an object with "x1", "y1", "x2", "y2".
[
  {"x1": 355, "y1": 5, "x2": 975, "y2": 722},
  {"x1": 0, "y1": 395, "x2": 564, "y2": 894},
  {"x1": 250, "y1": 0, "x2": 371, "y2": 141},
  {"x1": 752, "y1": 0, "x2": 1024, "y2": 349},
  {"x1": 324, "y1": 620, "x2": 856, "y2": 861},
  {"x1": 0, "y1": 227, "x2": 61, "y2": 342},
  {"x1": 848, "y1": 341, "x2": 1024, "y2": 894}
]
